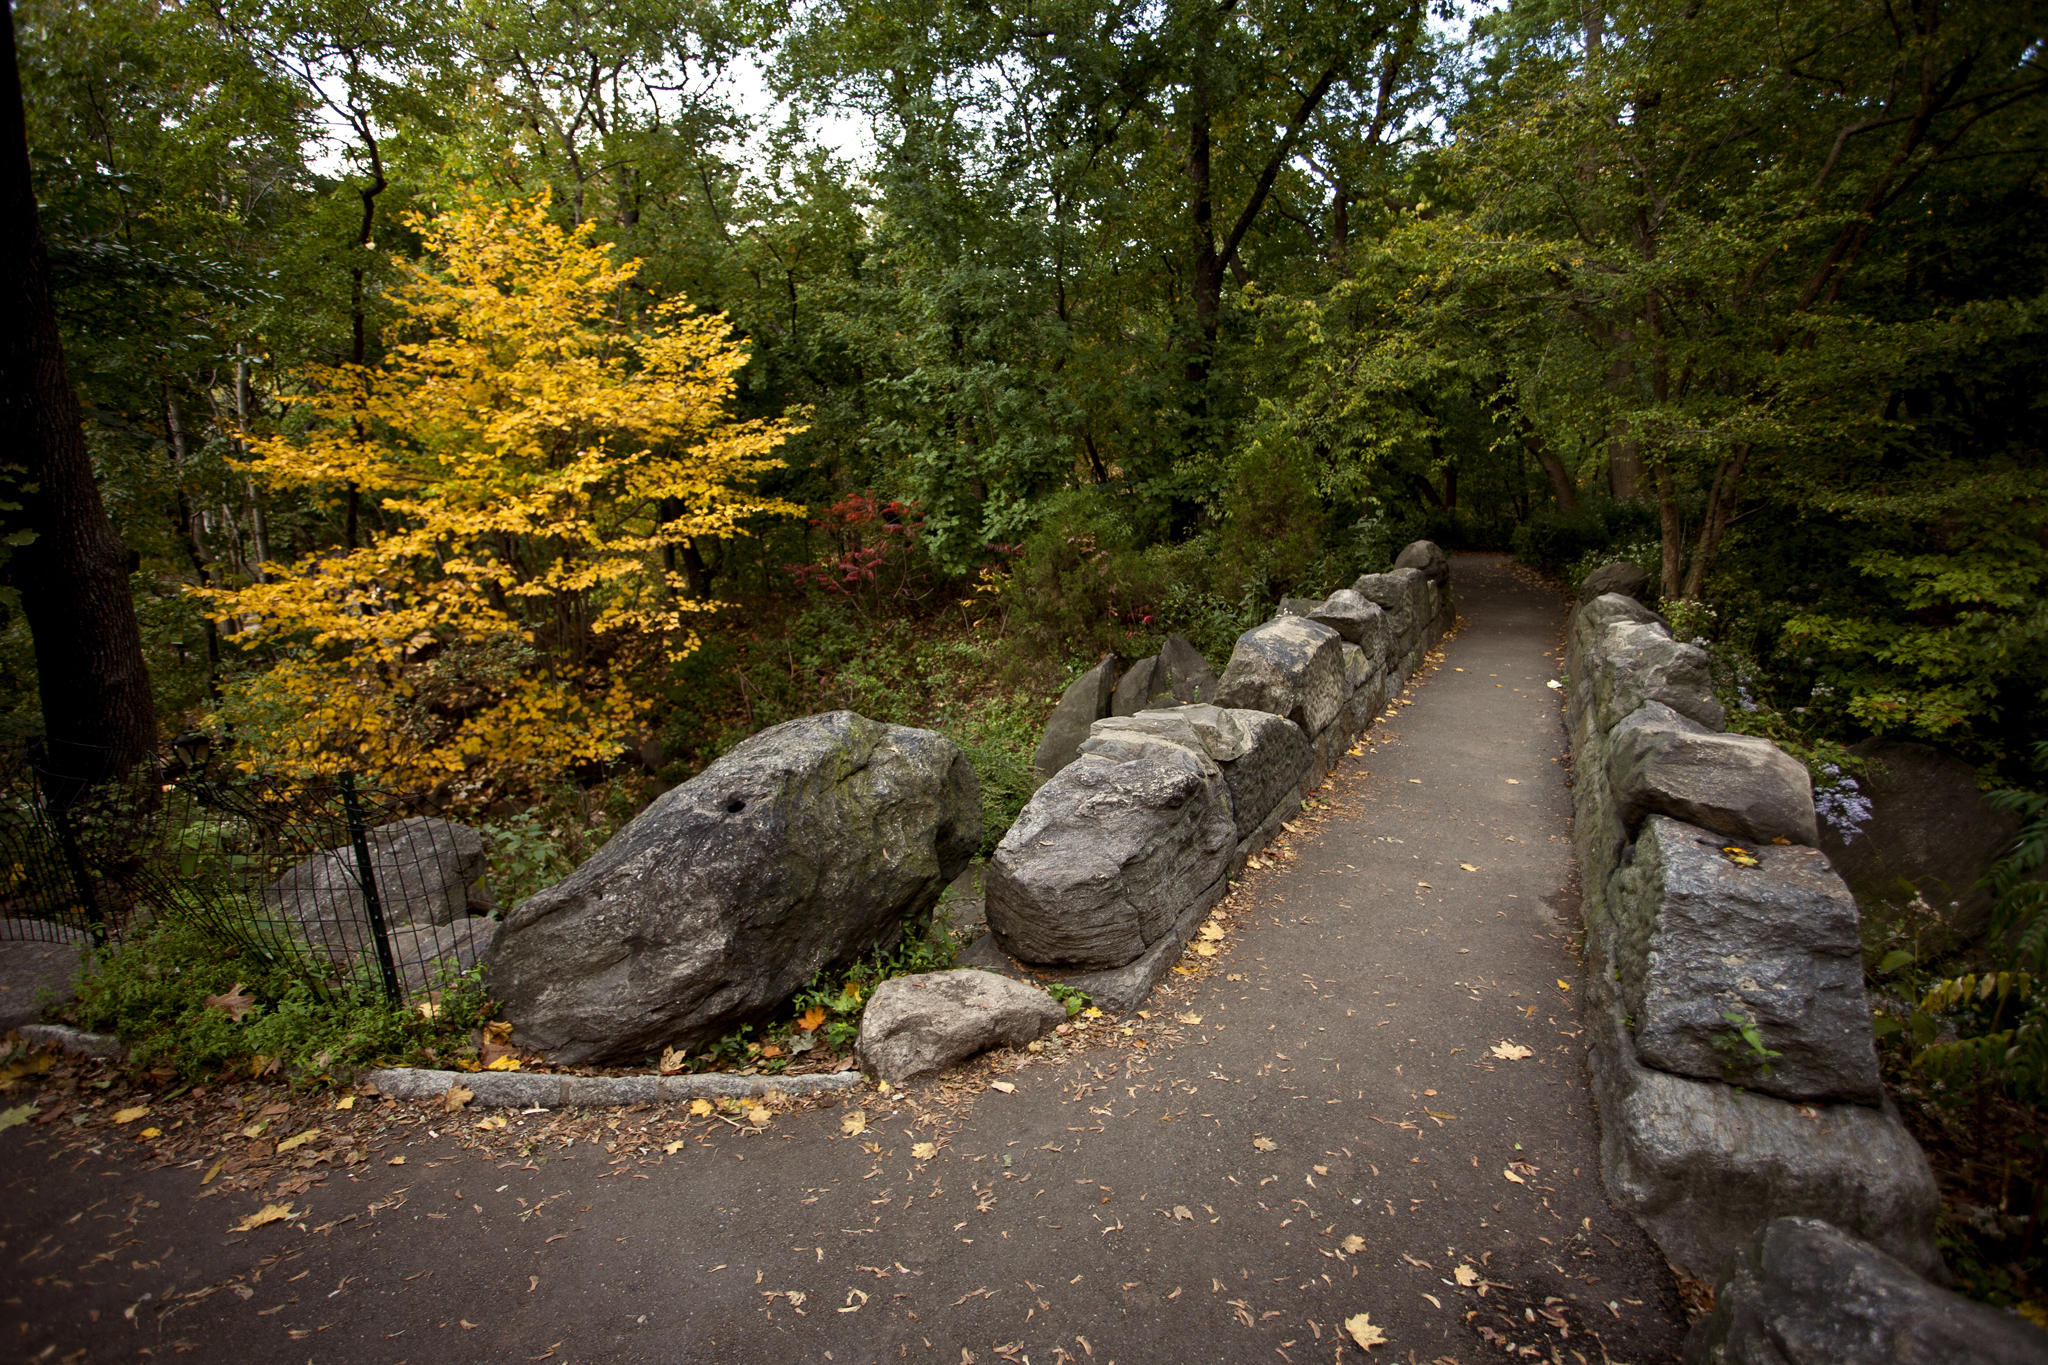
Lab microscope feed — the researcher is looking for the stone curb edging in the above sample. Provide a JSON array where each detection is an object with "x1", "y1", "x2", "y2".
[
  {"x1": 9, "y1": 1025, "x2": 867, "y2": 1111},
  {"x1": 364, "y1": 1065, "x2": 865, "y2": 1109},
  {"x1": 18, "y1": 1024, "x2": 126, "y2": 1059}
]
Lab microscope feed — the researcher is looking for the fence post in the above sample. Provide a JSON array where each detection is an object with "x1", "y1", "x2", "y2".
[{"x1": 340, "y1": 771, "x2": 404, "y2": 1005}]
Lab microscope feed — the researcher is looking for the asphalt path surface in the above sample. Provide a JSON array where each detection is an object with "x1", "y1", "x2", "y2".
[{"x1": 2, "y1": 553, "x2": 1689, "y2": 1363}]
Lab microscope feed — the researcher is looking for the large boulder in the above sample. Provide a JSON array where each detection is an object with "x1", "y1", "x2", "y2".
[
  {"x1": 1608, "y1": 816, "x2": 1883, "y2": 1104},
  {"x1": 486, "y1": 712, "x2": 979, "y2": 1064},
  {"x1": 1159, "y1": 633, "x2": 1220, "y2": 704},
  {"x1": 268, "y1": 817, "x2": 488, "y2": 961},
  {"x1": 1684, "y1": 1218, "x2": 2047, "y2": 1365},
  {"x1": 1819, "y1": 738, "x2": 2023, "y2": 947},
  {"x1": 1214, "y1": 617, "x2": 1347, "y2": 735},
  {"x1": 1394, "y1": 539, "x2": 1449, "y2": 585},
  {"x1": 1585, "y1": 998, "x2": 1939, "y2": 1284},
  {"x1": 1608, "y1": 709, "x2": 1819, "y2": 846},
  {"x1": 1110, "y1": 656, "x2": 1174, "y2": 717},
  {"x1": 1032, "y1": 654, "x2": 1117, "y2": 781},
  {"x1": 1580, "y1": 561, "x2": 1651, "y2": 604},
  {"x1": 985, "y1": 729, "x2": 1235, "y2": 969},
  {"x1": 854, "y1": 969, "x2": 1065, "y2": 1084}
]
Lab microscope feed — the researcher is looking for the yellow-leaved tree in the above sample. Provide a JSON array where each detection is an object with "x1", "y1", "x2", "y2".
[{"x1": 205, "y1": 189, "x2": 802, "y2": 805}]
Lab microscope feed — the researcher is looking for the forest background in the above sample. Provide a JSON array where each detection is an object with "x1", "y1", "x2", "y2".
[{"x1": 1, "y1": 0, "x2": 2046, "y2": 1315}]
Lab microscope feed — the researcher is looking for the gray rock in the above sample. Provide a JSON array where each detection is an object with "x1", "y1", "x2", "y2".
[
  {"x1": 1819, "y1": 738, "x2": 2024, "y2": 948},
  {"x1": 1305, "y1": 588, "x2": 1379, "y2": 645},
  {"x1": 1590, "y1": 619, "x2": 1728, "y2": 733},
  {"x1": 1608, "y1": 816, "x2": 1883, "y2": 1104},
  {"x1": 985, "y1": 730, "x2": 1235, "y2": 969},
  {"x1": 1276, "y1": 597, "x2": 1325, "y2": 619},
  {"x1": 1684, "y1": 1218, "x2": 2048, "y2": 1365},
  {"x1": 1351, "y1": 570, "x2": 1430, "y2": 674},
  {"x1": 1214, "y1": 617, "x2": 1347, "y2": 736},
  {"x1": 0, "y1": 925, "x2": 88, "y2": 1031},
  {"x1": 854, "y1": 969, "x2": 1065, "y2": 1083},
  {"x1": 1159, "y1": 634, "x2": 1220, "y2": 704},
  {"x1": 1394, "y1": 539, "x2": 1449, "y2": 585},
  {"x1": 1111, "y1": 656, "x2": 1173, "y2": 717},
  {"x1": 955, "y1": 881, "x2": 1229, "y2": 1015},
  {"x1": 1566, "y1": 593, "x2": 1672, "y2": 745},
  {"x1": 1585, "y1": 996, "x2": 1939, "y2": 1284},
  {"x1": 486, "y1": 711, "x2": 979, "y2": 1064},
  {"x1": 387, "y1": 916, "x2": 499, "y2": 995},
  {"x1": 1033, "y1": 654, "x2": 1118, "y2": 780},
  {"x1": 268, "y1": 817, "x2": 489, "y2": 962},
  {"x1": 1609, "y1": 718, "x2": 1819, "y2": 847},
  {"x1": 1580, "y1": 561, "x2": 1651, "y2": 604},
  {"x1": 1339, "y1": 642, "x2": 1372, "y2": 695},
  {"x1": 1126, "y1": 704, "x2": 1314, "y2": 842}
]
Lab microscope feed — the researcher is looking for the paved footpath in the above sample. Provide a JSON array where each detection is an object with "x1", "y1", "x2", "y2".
[{"x1": 2, "y1": 554, "x2": 1690, "y2": 1364}]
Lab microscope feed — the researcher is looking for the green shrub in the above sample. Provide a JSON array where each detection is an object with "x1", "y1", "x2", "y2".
[{"x1": 65, "y1": 914, "x2": 495, "y2": 1082}]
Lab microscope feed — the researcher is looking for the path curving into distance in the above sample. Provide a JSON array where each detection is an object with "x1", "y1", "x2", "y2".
[{"x1": 2, "y1": 554, "x2": 1691, "y2": 1363}]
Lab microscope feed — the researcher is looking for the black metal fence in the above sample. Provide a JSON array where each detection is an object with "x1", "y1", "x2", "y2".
[{"x1": 0, "y1": 745, "x2": 494, "y2": 1004}]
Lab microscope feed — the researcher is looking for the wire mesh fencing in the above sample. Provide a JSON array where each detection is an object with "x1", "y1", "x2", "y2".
[{"x1": 0, "y1": 744, "x2": 499, "y2": 1005}]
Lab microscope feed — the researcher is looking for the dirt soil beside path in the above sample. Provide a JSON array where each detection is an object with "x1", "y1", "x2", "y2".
[{"x1": 1, "y1": 553, "x2": 1689, "y2": 1364}]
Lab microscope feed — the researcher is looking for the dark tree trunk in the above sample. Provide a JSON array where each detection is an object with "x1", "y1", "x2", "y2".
[
  {"x1": 0, "y1": 8, "x2": 158, "y2": 795},
  {"x1": 1517, "y1": 422, "x2": 1580, "y2": 513}
]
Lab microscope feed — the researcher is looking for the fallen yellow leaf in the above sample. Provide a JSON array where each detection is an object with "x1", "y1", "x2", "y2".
[
  {"x1": 139, "y1": 1127, "x2": 162, "y2": 1139},
  {"x1": 989, "y1": 1080, "x2": 1016, "y2": 1094},
  {"x1": 1194, "y1": 943, "x2": 1219, "y2": 957},
  {"x1": 275, "y1": 1128, "x2": 321, "y2": 1154},
  {"x1": 1198, "y1": 923, "x2": 1225, "y2": 941},
  {"x1": 798, "y1": 1005, "x2": 829, "y2": 1033},
  {"x1": 484, "y1": 1055, "x2": 523, "y2": 1071},
  {"x1": 387, "y1": 1156, "x2": 406, "y2": 1165},
  {"x1": 1490, "y1": 1041, "x2": 1533, "y2": 1061},
  {"x1": 663, "y1": 1140, "x2": 685, "y2": 1154},
  {"x1": 1344, "y1": 1312, "x2": 1388, "y2": 1350},
  {"x1": 841, "y1": 1111, "x2": 868, "y2": 1137},
  {"x1": 1252, "y1": 1136, "x2": 1277, "y2": 1152},
  {"x1": 232, "y1": 1203, "x2": 298, "y2": 1233},
  {"x1": 111, "y1": 1105, "x2": 150, "y2": 1125},
  {"x1": 745, "y1": 1105, "x2": 771, "y2": 1126},
  {"x1": 1556, "y1": 979, "x2": 1572, "y2": 992},
  {"x1": 1502, "y1": 1168, "x2": 1526, "y2": 1185},
  {"x1": 911, "y1": 1141, "x2": 937, "y2": 1160},
  {"x1": 443, "y1": 1083, "x2": 474, "y2": 1114},
  {"x1": 659, "y1": 1046, "x2": 689, "y2": 1075},
  {"x1": 333, "y1": 1096, "x2": 355, "y2": 1111},
  {"x1": 1460, "y1": 863, "x2": 1478, "y2": 872},
  {"x1": 200, "y1": 1160, "x2": 223, "y2": 1186},
  {"x1": 1340, "y1": 1234, "x2": 1366, "y2": 1254},
  {"x1": 1453, "y1": 1264, "x2": 1479, "y2": 1287},
  {"x1": 688, "y1": 1098, "x2": 715, "y2": 1117},
  {"x1": 474, "y1": 1115, "x2": 507, "y2": 1131},
  {"x1": 1176, "y1": 1013, "x2": 1203, "y2": 1026}
]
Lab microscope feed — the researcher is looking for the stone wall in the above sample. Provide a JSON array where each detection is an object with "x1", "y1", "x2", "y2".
[
  {"x1": 970, "y1": 544, "x2": 1456, "y2": 1011},
  {"x1": 1565, "y1": 592, "x2": 1941, "y2": 1283}
]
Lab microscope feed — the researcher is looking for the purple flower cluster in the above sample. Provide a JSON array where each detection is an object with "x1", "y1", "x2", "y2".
[{"x1": 1813, "y1": 763, "x2": 1873, "y2": 842}]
